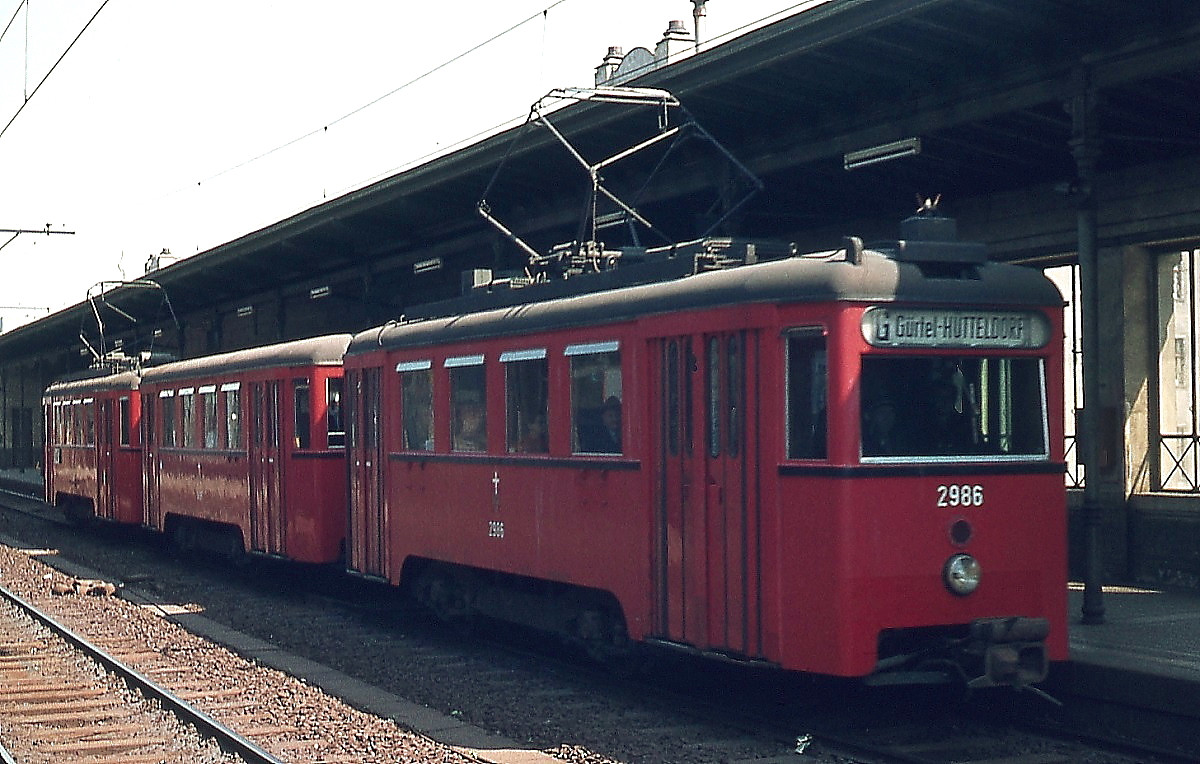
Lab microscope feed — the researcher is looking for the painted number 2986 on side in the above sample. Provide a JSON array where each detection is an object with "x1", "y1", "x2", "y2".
[{"x1": 937, "y1": 484, "x2": 984, "y2": 507}]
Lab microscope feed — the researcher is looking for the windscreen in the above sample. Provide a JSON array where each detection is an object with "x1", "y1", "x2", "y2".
[{"x1": 860, "y1": 356, "x2": 1048, "y2": 460}]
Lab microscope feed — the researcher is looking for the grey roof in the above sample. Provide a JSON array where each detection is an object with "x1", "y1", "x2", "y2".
[
  {"x1": 349, "y1": 246, "x2": 1061, "y2": 354},
  {"x1": 140, "y1": 334, "x2": 352, "y2": 386}
]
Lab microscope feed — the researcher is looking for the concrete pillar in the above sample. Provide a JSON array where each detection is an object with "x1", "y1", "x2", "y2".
[{"x1": 1123, "y1": 245, "x2": 1155, "y2": 498}]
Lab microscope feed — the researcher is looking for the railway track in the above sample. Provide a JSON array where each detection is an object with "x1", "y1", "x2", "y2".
[
  {"x1": 0, "y1": 583, "x2": 267, "y2": 763},
  {"x1": 1, "y1": 492, "x2": 1197, "y2": 764}
]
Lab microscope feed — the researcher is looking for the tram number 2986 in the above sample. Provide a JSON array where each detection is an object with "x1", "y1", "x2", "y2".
[{"x1": 937, "y1": 484, "x2": 984, "y2": 508}]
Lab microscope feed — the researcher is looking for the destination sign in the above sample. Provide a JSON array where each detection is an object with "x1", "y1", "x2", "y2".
[{"x1": 861, "y1": 307, "x2": 1050, "y2": 349}]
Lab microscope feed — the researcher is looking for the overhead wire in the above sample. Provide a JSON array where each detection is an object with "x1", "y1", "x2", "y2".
[
  {"x1": 225, "y1": 0, "x2": 812, "y2": 201},
  {"x1": 0, "y1": 0, "x2": 113, "y2": 142},
  {"x1": 2, "y1": 2, "x2": 806, "y2": 234},
  {"x1": 193, "y1": 0, "x2": 572, "y2": 189}
]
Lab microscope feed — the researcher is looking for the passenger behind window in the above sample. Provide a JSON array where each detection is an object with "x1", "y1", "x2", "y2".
[
  {"x1": 452, "y1": 391, "x2": 487, "y2": 452},
  {"x1": 579, "y1": 396, "x2": 622, "y2": 453},
  {"x1": 516, "y1": 414, "x2": 548, "y2": 453},
  {"x1": 862, "y1": 398, "x2": 904, "y2": 456},
  {"x1": 922, "y1": 381, "x2": 974, "y2": 454}
]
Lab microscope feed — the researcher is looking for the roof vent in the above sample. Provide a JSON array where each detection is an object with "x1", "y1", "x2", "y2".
[
  {"x1": 887, "y1": 200, "x2": 987, "y2": 265},
  {"x1": 901, "y1": 213, "x2": 957, "y2": 242}
]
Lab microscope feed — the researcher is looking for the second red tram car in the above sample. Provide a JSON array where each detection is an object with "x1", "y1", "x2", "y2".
[
  {"x1": 342, "y1": 217, "x2": 1067, "y2": 687},
  {"x1": 137, "y1": 334, "x2": 351, "y2": 563}
]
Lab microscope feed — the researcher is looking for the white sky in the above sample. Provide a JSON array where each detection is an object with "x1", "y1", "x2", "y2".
[{"x1": 0, "y1": 1, "x2": 816, "y2": 330}]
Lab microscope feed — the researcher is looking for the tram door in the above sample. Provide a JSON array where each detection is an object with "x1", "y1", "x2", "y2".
[
  {"x1": 653, "y1": 332, "x2": 761, "y2": 656},
  {"x1": 248, "y1": 381, "x2": 285, "y2": 555},
  {"x1": 96, "y1": 400, "x2": 116, "y2": 520},
  {"x1": 142, "y1": 394, "x2": 161, "y2": 528},
  {"x1": 347, "y1": 368, "x2": 388, "y2": 579}
]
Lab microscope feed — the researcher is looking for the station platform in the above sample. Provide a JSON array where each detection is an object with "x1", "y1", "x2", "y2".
[
  {"x1": 1052, "y1": 583, "x2": 1200, "y2": 719},
  {"x1": 3, "y1": 467, "x2": 1199, "y2": 717}
]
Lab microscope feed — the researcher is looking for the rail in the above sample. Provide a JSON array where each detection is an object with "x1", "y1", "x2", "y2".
[{"x1": 0, "y1": 582, "x2": 285, "y2": 764}]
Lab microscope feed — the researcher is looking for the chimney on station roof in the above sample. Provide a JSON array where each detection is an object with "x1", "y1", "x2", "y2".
[
  {"x1": 595, "y1": 2, "x2": 706, "y2": 86},
  {"x1": 654, "y1": 19, "x2": 693, "y2": 64},
  {"x1": 594, "y1": 46, "x2": 625, "y2": 86}
]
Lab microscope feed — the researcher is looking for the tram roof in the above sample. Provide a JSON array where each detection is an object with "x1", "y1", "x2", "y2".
[
  {"x1": 140, "y1": 334, "x2": 352, "y2": 386},
  {"x1": 348, "y1": 246, "x2": 1062, "y2": 354},
  {"x1": 45, "y1": 370, "x2": 141, "y2": 398}
]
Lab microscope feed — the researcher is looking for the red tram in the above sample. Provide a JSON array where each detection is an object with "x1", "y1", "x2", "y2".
[
  {"x1": 44, "y1": 369, "x2": 143, "y2": 524},
  {"x1": 342, "y1": 215, "x2": 1067, "y2": 687},
  {"x1": 137, "y1": 335, "x2": 351, "y2": 563},
  {"x1": 40, "y1": 214, "x2": 1066, "y2": 688}
]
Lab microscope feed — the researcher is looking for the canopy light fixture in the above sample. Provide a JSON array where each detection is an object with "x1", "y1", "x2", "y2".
[
  {"x1": 413, "y1": 257, "x2": 443, "y2": 274},
  {"x1": 844, "y1": 137, "x2": 921, "y2": 170}
]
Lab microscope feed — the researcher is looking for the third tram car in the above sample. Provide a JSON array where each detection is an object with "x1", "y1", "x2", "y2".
[{"x1": 44, "y1": 369, "x2": 143, "y2": 524}]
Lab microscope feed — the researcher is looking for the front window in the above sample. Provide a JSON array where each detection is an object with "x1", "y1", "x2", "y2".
[{"x1": 860, "y1": 356, "x2": 1048, "y2": 460}]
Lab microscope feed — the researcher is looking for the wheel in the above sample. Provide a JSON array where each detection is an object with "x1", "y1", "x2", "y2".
[
  {"x1": 418, "y1": 568, "x2": 473, "y2": 626},
  {"x1": 170, "y1": 520, "x2": 196, "y2": 554},
  {"x1": 574, "y1": 607, "x2": 639, "y2": 676}
]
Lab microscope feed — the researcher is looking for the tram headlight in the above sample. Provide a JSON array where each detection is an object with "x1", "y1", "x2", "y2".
[{"x1": 943, "y1": 553, "x2": 981, "y2": 596}]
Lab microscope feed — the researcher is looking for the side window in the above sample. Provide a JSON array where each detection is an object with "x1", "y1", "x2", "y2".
[
  {"x1": 786, "y1": 331, "x2": 828, "y2": 459},
  {"x1": 201, "y1": 386, "x2": 219, "y2": 448},
  {"x1": 568, "y1": 342, "x2": 622, "y2": 454},
  {"x1": 119, "y1": 397, "x2": 132, "y2": 447},
  {"x1": 707, "y1": 337, "x2": 722, "y2": 458},
  {"x1": 160, "y1": 391, "x2": 177, "y2": 448},
  {"x1": 179, "y1": 389, "x2": 196, "y2": 448},
  {"x1": 728, "y1": 335, "x2": 743, "y2": 457},
  {"x1": 448, "y1": 356, "x2": 486, "y2": 452},
  {"x1": 222, "y1": 383, "x2": 242, "y2": 449},
  {"x1": 326, "y1": 377, "x2": 345, "y2": 448},
  {"x1": 293, "y1": 378, "x2": 311, "y2": 449},
  {"x1": 397, "y1": 361, "x2": 433, "y2": 451},
  {"x1": 84, "y1": 399, "x2": 95, "y2": 446},
  {"x1": 706, "y1": 333, "x2": 745, "y2": 459},
  {"x1": 503, "y1": 349, "x2": 549, "y2": 454}
]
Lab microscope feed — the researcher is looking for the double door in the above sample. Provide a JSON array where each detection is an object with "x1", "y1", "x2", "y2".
[
  {"x1": 96, "y1": 400, "x2": 117, "y2": 520},
  {"x1": 653, "y1": 331, "x2": 762, "y2": 657},
  {"x1": 347, "y1": 368, "x2": 388, "y2": 579},
  {"x1": 248, "y1": 381, "x2": 285, "y2": 555}
]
